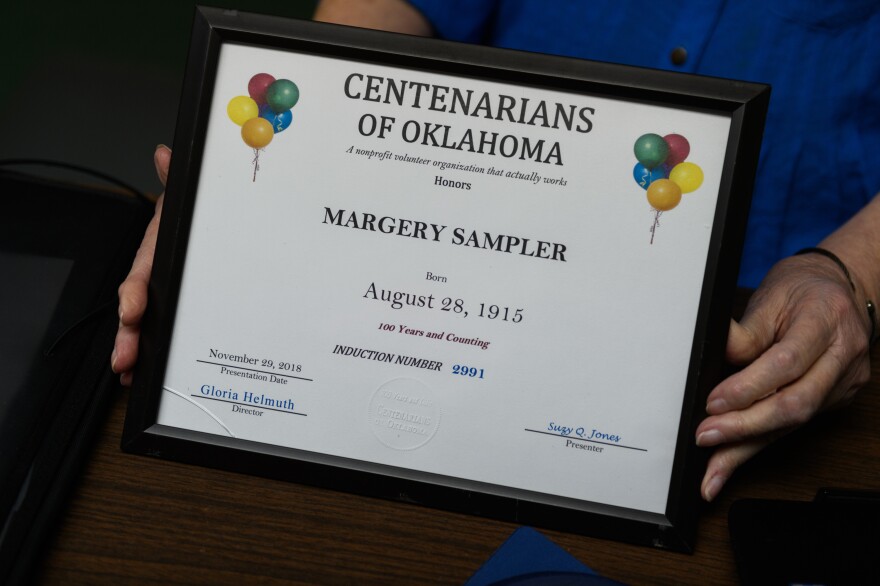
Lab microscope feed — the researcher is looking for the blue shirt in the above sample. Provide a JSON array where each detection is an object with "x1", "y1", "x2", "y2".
[{"x1": 408, "y1": 0, "x2": 880, "y2": 287}]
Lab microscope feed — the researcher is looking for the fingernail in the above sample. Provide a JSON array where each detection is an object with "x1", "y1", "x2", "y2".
[
  {"x1": 697, "y1": 429, "x2": 723, "y2": 447},
  {"x1": 706, "y1": 398, "x2": 727, "y2": 413},
  {"x1": 703, "y1": 475, "x2": 724, "y2": 501},
  {"x1": 156, "y1": 143, "x2": 168, "y2": 151},
  {"x1": 118, "y1": 305, "x2": 124, "y2": 321},
  {"x1": 111, "y1": 347, "x2": 118, "y2": 372}
]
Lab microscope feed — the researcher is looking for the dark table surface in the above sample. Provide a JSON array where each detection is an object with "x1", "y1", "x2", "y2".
[{"x1": 35, "y1": 300, "x2": 880, "y2": 585}]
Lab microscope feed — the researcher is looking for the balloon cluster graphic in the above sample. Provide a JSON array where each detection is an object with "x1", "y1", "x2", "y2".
[
  {"x1": 227, "y1": 73, "x2": 300, "y2": 181},
  {"x1": 632, "y1": 133, "x2": 704, "y2": 243}
]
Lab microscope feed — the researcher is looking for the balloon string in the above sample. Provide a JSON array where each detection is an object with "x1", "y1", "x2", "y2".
[
  {"x1": 650, "y1": 209, "x2": 662, "y2": 244},
  {"x1": 252, "y1": 148, "x2": 261, "y2": 182}
]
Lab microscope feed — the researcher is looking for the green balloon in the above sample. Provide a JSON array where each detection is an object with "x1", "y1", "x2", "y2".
[
  {"x1": 633, "y1": 133, "x2": 669, "y2": 170},
  {"x1": 267, "y1": 79, "x2": 299, "y2": 113}
]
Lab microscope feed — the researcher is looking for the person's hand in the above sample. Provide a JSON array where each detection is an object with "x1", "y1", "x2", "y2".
[
  {"x1": 696, "y1": 252, "x2": 873, "y2": 501},
  {"x1": 314, "y1": 0, "x2": 432, "y2": 35},
  {"x1": 111, "y1": 145, "x2": 171, "y2": 386}
]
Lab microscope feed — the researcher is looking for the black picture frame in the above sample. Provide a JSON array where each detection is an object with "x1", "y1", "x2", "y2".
[{"x1": 122, "y1": 6, "x2": 769, "y2": 553}]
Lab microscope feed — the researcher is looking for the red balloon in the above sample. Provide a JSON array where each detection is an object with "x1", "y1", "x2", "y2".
[
  {"x1": 248, "y1": 73, "x2": 276, "y2": 106},
  {"x1": 663, "y1": 134, "x2": 690, "y2": 167}
]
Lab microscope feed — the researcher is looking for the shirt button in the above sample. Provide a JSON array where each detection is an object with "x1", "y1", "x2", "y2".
[{"x1": 670, "y1": 46, "x2": 688, "y2": 66}]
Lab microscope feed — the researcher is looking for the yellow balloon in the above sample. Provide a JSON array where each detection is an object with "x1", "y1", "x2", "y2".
[
  {"x1": 241, "y1": 117, "x2": 274, "y2": 149},
  {"x1": 646, "y1": 179, "x2": 682, "y2": 211},
  {"x1": 669, "y1": 162, "x2": 704, "y2": 193},
  {"x1": 227, "y1": 95, "x2": 258, "y2": 126}
]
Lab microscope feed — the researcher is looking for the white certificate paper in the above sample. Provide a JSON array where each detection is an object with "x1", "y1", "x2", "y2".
[{"x1": 155, "y1": 41, "x2": 732, "y2": 520}]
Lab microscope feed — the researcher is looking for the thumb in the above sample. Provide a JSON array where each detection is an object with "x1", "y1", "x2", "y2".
[
  {"x1": 725, "y1": 319, "x2": 760, "y2": 365},
  {"x1": 154, "y1": 144, "x2": 172, "y2": 187},
  {"x1": 726, "y1": 297, "x2": 777, "y2": 366}
]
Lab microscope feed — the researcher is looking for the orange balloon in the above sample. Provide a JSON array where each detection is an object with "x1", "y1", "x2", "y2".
[
  {"x1": 241, "y1": 117, "x2": 274, "y2": 149},
  {"x1": 646, "y1": 179, "x2": 682, "y2": 211}
]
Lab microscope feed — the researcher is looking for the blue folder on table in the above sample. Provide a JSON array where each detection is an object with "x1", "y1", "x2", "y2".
[{"x1": 465, "y1": 527, "x2": 626, "y2": 586}]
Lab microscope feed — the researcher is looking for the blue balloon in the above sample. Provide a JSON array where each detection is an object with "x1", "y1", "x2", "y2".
[
  {"x1": 259, "y1": 104, "x2": 292, "y2": 133},
  {"x1": 633, "y1": 162, "x2": 668, "y2": 190}
]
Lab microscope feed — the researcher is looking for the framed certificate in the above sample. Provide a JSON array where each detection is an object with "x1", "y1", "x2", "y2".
[{"x1": 123, "y1": 6, "x2": 769, "y2": 552}]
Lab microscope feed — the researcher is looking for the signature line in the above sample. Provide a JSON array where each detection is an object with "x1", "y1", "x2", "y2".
[
  {"x1": 524, "y1": 429, "x2": 647, "y2": 452},
  {"x1": 193, "y1": 394, "x2": 307, "y2": 416}
]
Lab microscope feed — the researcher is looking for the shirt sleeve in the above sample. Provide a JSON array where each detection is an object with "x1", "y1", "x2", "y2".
[{"x1": 406, "y1": 0, "x2": 499, "y2": 43}]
